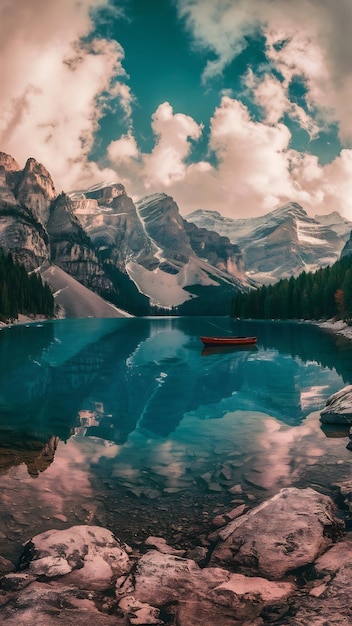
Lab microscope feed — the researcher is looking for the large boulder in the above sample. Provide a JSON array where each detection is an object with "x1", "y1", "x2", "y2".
[
  {"x1": 116, "y1": 549, "x2": 295, "y2": 626},
  {"x1": 209, "y1": 487, "x2": 344, "y2": 579},
  {"x1": 320, "y1": 385, "x2": 352, "y2": 424},
  {"x1": 22, "y1": 525, "x2": 131, "y2": 590}
]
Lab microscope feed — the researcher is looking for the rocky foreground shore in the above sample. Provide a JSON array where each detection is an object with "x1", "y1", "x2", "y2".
[{"x1": 0, "y1": 482, "x2": 351, "y2": 625}]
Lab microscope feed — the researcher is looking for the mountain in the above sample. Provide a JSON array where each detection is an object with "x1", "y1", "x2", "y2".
[
  {"x1": 0, "y1": 151, "x2": 252, "y2": 317},
  {"x1": 186, "y1": 203, "x2": 352, "y2": 285},
  {"x1": 0, "y1": 152, "x2": 50, "y2": 270},
  {"x1": 71, "y1": 188, "x2": 253, "y2": 314},
  {"x1": 0, "y1": 152, "x2": 127, "y2": 318}
]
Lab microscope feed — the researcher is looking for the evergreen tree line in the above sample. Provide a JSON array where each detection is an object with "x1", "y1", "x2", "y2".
[
  {"x1": 0, "y1": 250, "x2": 54, "y2": 321},
  {"x1": 231, "y1": 254, "x2": 352, "y2": 321}
]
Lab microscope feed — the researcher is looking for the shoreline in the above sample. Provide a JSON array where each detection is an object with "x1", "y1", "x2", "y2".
[{"x1": 316, "y1": 318, "x2": 352, "y2": 341}]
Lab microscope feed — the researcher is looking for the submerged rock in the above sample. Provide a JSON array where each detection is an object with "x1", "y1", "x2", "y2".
[{"x1": 209, "y1": 487, "x2": 344, "y2": 579}]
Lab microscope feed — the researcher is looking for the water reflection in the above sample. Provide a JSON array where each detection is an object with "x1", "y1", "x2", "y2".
[
  {"x1": 0, "y1": 318, "x2": 351, "y2": 455},
  {"x1": 0, "y1": 318, "x2": 352, "y2": 562}
]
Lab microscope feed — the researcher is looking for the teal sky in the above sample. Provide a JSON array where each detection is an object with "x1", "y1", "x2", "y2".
[
  {"x1": 1, "y1": 0, "x2": 352, "y2": 219},
  {"x1": 90, "y1": 0, "x2": 341, "y2": 165}
]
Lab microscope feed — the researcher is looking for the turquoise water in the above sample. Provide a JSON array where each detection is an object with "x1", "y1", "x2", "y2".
[{"x1": 0, "y1": 317, "x2": 351, "y2": 561}]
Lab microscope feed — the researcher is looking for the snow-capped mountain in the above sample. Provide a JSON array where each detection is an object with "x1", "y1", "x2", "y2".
[
  {"x1": 0, "y1": 149, "x2": 254, "y2": 316},
  {"x1": 186, "y1": 203, "x2": 352, "y2": 284},
  {"x1": 71, "y1": 188, "x2": 253, "y2": 314},
  {"x1": 3, "y1": 147, "x2": 350, "y2": 317}
]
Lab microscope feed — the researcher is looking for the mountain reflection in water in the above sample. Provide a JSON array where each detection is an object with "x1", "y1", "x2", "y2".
[{"x1": 0, "y1": 317, "x2": 351, "y2": 561}]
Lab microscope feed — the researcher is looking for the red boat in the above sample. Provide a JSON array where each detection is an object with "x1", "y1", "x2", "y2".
[{"x1": 200, "y1": 336, "x2": 257, "y2": 347}]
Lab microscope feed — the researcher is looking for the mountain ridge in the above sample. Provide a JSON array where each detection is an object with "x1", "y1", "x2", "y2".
[{"x1": 186, "y1": 203, "x2": 352, "y2": 285}]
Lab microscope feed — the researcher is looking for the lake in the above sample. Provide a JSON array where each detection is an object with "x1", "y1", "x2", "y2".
[{"x1": 1, "y1": 317, "x2": 351, "y2": 563}]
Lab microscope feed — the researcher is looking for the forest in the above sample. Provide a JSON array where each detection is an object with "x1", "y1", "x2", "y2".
[
  {"x1": 0, "y1": 251, "x2": 54, "y2": 321},
  {"x1": 231, "y1": 253, "x2": 352, "y2": 321}
]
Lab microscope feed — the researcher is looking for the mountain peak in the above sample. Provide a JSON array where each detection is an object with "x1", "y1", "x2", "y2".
[
  {"x1": 0, "y1": 151, "x2": 20, "y2": 173},
  {"x1": 271, "y1": 202, "x2": 307, "y2": 218},
  {"x1": 16, "y1": 157, "x2": 56, "y2": 225}
]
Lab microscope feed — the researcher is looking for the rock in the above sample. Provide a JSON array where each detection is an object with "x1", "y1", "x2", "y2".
[
  {"x1": 334, "y1": 480, "x2": 352, "y2": 511},
  {"x1": 16, "y1": 157, "x2": 56, "y2": 225},
  {"x1": 184, "y1": 546, "x2": 208, "y2": 565},
  {"x1": 0, "y1": 571, "x2": 36, "y2": 591},
  {"x1": 0, "y1": 581, "x2": 120, "y2": 625},
  {"x1": 279, "y1": 538, "x2": 352, "y2": 625},
  {"x1": 212, "y1": 504, "x2": 247, "y2": 528},
  {"x1": 0, "y1": 555, "x2": 15, "y2": 575},
  {"x1": 23, "y1": 525, "x2": 131, "y2": 590},
  {"x1": 119, "y1": 595, "x2": 163, "y2": 624},
  {"x1": 144, "y1": 536, "x2": 185, "y2": 556},
  {"x1": 320, "y1": 385, "x2": 352, "y2": 424},
  {"x1": 229, "y1": 484, "x2": 243, "y2": 495},
  {"x1": 209, "y1": 487, "x2": 344, "y2": 579},
  {"x1": 116, "y1": 549, "x2": 295, "y2": 626}
]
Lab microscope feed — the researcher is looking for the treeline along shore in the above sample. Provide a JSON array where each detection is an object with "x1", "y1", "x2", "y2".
[{"x1": 231, "y1": 252, "x2": 352, "y2": 321}]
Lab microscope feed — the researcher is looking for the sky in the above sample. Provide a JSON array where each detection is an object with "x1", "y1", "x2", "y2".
[{"x1": 1, "y1": 0, "x2": 352, "y2": 219}]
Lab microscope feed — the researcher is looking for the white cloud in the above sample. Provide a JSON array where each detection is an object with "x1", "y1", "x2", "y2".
[
  {"x1": 176, "y1": 0, "x2": 260, "y2": 83},
  {"x1": 247, "y1": 71, "x2": 319, "y2": 139},
  {"x1": 105, "y1": 96, "x2": 352, "y2": 221},
  {"x1": 176, "y1": 0, "x2": 352, "y2": 143},
  {"x1": 2, "y1": 0, "x2": 352, "y2": 223},
  {"x1": 108, "y1": 131, "x2": 140, "y2": 164},
  {"x1": 141, "y1": 102, "x2": 203, "y2": 188},
  {"x1": 0, "y1": 0, "x2": 131, "y2": 190}
]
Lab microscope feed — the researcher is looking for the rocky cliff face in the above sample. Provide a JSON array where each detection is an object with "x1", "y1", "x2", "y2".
[
  {"x1": 15, "y1": 157, "x2": 56, "y2": 225},
  {"x1": 136, "y1": 193, "x2": 194, "y2": 266},
  {"x1": 0, "y1": 152, "x2": 115, "y2": 296},
  {"x1": 47, "y1": 193, "x2": 111, "y2": 292},
  {"x1": 72, "y1": 184, "x2": 159, "y2": 272},
  {"x1": 136, "y1": 193, "x2": 246, "y2": 279},
  {"x1": 0, "y1": 153, "x2": 50, "y2": 270}
]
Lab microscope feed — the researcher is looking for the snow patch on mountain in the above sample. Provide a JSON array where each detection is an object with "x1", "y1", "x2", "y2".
[
  {"x1": 126, "y1": 256, "x2": 221, "y2": 308},
  {"x1": 296, "y1": 220, "x2": 329, "y2": 245}
]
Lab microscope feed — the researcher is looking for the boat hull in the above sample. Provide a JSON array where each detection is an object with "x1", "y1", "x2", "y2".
[{"x1": 200, "y1": 336, "x2": 257, "y2": 347}]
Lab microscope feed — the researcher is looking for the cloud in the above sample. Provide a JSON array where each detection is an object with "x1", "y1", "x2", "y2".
[
  {"x1": 106, "y1": 95, "x2": 352, "y2": 220},
  {"x1": 108, "y1": 131, "x2": 139, "y2": 164},
  {"x1": 2, "y1": 0, "x2": 352, "y2": 222},
  {"x1": 0, "y1": 0, "x2": 130, "y2": 190},
  {"x1": 176, "y1": 0, "x2": 352, "y2": 143},
  {"x1": 176, "y1": 0, "x2": 260, "y2": 83},
  {"x1": 246, "y1": 71, "x2": 319, "y2": 139},
  {"x1": 141, "y1": 102, "x2": 203, "y2": 188}
]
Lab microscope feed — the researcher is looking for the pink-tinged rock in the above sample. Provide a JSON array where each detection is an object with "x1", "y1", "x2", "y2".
[
  {"x1": 117, "y1": 550, "x2": 295, "y2": 626},
  {"x1": 0, "y1": 580, "x2": 120, "y2": 625},
  {"x1": 212, "y1": 504, "x2": 247, "y2": 528},
  {"x1": 279, "y1": 537, "x2": 352, "y2": 625},
  {"x1": 210, "y1": 487, "x2": 344, "y2": 579},
  {"x1": 320, "y1": 385, "x2": 352, "y2": 424},
  {"x1": 25, "y1": 525, "x2": 131, "y2": 590},
  {"x1": 119, "y1": 595, "x2": 163, "y2": 625},
  {"x1": 144, "y1": 536, "x2": 185, "y2": 556},
  {"x1": 211, "y1": 572, "x2": 295, "y2": 605}
]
